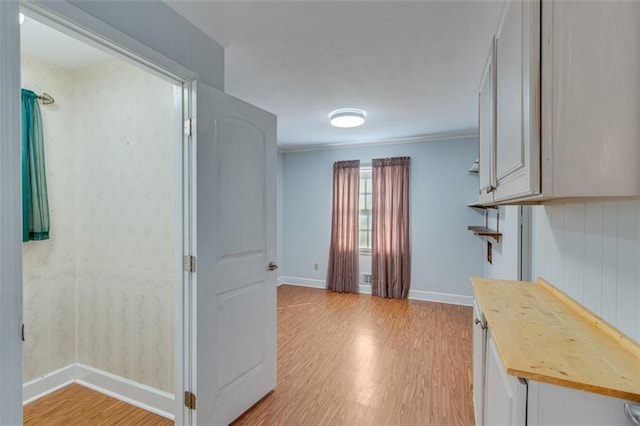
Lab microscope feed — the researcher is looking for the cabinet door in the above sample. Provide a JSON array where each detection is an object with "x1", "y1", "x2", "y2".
[
  {"x1": 478, "y1": 38, "x2": 495, "y2": 205},
  {"x1": 493, "y1": 0, "x2": 540, "y2": 202},
  {"x1": 528, "y1": 382, "x2": 632, "y2": 425},
  {"x1": 542, "y1": 0, "x2": 640, "y2": 198},
  {"x1": 485, "y1": 333, "x2": 527, "y2": 426},
  {"x1": 472, "y1": 300, "x2": 487, "y2": 426}
]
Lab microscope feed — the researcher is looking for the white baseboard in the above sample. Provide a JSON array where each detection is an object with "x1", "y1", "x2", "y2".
[
  {"x1": 359, "y1": 284, "x2": 372, "y2": 294},
  {"x1": 23, "y1": 363, "x2": 174, "y2": 420},
  {"x1": 23, "y1": 364, "x2": 77, "y2": 404},
  {"x1": 407, "y1": 290, "x2": 473, "y2": 306},
  {"x1": 276, "y1": 276, "x2": 286, "y2": 286},
  {"x1": 278, "y1": 276, "x2": 326, "y2": 289},
  {"x1": 283, "y1": 278, "x2": 472, "y2": 306}
]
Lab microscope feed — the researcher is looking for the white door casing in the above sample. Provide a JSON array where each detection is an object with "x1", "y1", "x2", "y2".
[
  {"x1": 194, "y1": 81, "x2": 277, "y2": 425},
  {"x1": 0, "y1": 1, "x2": 23, "y2": 424}
]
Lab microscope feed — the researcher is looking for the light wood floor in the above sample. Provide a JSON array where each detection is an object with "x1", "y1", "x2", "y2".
[
  {"x1": 23, "y1": 383, "x2": 172, "y2": 425},
  {"x1": 23, "y1": 285, "x2": 474, "y2": 425},
  {"x1": 233, "y1": 285, "x2": 474, "y2": 425}
]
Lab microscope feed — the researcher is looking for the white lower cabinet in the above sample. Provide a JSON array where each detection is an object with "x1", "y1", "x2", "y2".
[
  {"x1": 476, "y1": 332, "x2": 636, "y2": 425},
  {"x1": 484, "y1": 333, "x2": 527, "y2": 425},
  {"x1": 528, "y1": 382, "x2": 633, "y2": 426}
]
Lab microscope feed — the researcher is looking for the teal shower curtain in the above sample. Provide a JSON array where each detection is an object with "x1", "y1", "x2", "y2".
[{"x1": 21, "y1": 89, "x2": 50, "y2": 242}]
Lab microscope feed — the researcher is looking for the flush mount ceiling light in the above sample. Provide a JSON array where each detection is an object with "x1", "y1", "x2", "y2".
[{"x1": 329, "y1": 108, "x2": 366, "y2": 128}]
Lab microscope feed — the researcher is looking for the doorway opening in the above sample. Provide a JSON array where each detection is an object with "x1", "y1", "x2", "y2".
[{"x1": 19, "y1": 7, "x2": 191, "y2": 422}]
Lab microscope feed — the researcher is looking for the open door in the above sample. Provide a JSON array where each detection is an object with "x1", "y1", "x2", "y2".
[{"x1": 192, "y1": 81, "x2": 277, "y2": 425}]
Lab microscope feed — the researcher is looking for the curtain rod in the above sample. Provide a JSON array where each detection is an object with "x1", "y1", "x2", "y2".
[{"x1": 36, "y1": 92, "x2": 55, "y2": 105}]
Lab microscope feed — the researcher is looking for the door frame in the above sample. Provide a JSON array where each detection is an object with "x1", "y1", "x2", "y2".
[{"x1": 17, "y1": 2, "x2": 199, "y2": 423}]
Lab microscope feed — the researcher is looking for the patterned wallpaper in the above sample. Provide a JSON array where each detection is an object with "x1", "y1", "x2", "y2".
[
  {"x1": 21, "y1": 56, "x2": 175, "y2": 393},
  {"x1": 74, "y1": 60, "x2": 175, "y2": 392},
  {"x1": 22, "y1": 55, "x2": 77, "y2": 381}
]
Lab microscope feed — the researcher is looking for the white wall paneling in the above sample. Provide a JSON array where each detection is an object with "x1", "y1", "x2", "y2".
[
  {"x1": 281, "y1": 137, "x2": 483, "y2": 299},
  {"x1": 532, "y1": 201, "x2": 640, "y2": 342}
]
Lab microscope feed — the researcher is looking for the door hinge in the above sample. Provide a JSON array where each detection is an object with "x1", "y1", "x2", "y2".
[
  {"x1": 183, "y1": 255, "x2": 197, "y2": 273},
  {"x1": 184, "y1": 391, "x2": 196, "y2": 410},
  {"x1": 183, "y1": 118, "x2": 192, "y2": 136}
]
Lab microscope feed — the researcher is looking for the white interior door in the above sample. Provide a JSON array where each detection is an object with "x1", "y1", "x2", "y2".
[{"x1": 193, "y1": 81, "x2": 277, "y2": 425}]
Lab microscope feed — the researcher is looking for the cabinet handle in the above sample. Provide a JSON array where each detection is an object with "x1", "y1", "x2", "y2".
[
  {"x1": 486, "y1": 185, "x2": 496, "y2": 194},
  {"x1": 474, "y1": 318, "x2": 487, "y2": 330}
]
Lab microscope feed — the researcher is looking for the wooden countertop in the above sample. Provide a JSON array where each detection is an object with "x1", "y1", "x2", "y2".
[{"x1": 471, "y1": 277, "x2": 640, "y2": 402}]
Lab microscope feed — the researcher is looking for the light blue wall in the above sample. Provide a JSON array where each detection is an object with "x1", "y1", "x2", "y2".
[
  {"x1": 281, "y1": 137, "x2": 484, "y2": 297},
  {"x1": 277, "y1": 151, "x2": 285, "y2": 278}
]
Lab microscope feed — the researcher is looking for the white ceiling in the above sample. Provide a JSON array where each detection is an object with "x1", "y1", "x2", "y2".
[
  {"x1": 20, "y1": 2, "x2": 504, "y2": 149},
  {"x1": 166, "y1": 1, "x2": 504, "y2": 150},
  {"x1": 20, "y1": 16, "x2": 113, "y2": 69}
]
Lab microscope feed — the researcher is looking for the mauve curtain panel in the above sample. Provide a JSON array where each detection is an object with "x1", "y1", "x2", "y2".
[
  {"x1": 372, "y1": 157, "x2": 410, "y2": 298},
  {"x1": 326, "y1": 160, "x2": 360, "y2": 293}
]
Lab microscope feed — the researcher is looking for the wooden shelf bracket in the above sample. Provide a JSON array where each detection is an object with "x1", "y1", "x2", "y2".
[{"x1": 467, "y1": 207, "x2": 501, "y2": 242}]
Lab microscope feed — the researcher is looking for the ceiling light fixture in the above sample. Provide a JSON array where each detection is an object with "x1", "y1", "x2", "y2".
[
  {"x1": 19, "y1": 13, "x2": 24, "y2": 25},
  {"x1": 329, "y1": 108, "x2": 366, "y2": 128}
]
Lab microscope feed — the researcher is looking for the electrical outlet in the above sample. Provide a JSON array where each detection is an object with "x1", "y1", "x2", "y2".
[
  {"x1": 487, "y1": 241, "x2": 493, "y2": 264},
  {"x1": 314, "y1": 263, "x2": 319, "y2": 270}
]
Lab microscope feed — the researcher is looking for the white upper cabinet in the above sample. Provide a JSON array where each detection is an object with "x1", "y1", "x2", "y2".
[
  {"x1": 478, "y1": 38, "x2": 496, "y2": 205},
  {"x1": 477, "y1": 0, "x2": 640, "y2": 205},
  {"x1": 493, "y1": 0, "x2": 540, "y2": 202},
  {"x1": 540, "y1": 0, "x2": 640, "y2": 200}
]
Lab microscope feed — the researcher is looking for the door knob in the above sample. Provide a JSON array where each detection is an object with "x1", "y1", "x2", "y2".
[{"x1": 267, "y1": 262, "x2": 278, "y2": 271}]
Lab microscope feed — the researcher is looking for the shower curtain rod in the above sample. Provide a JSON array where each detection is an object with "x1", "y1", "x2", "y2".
[{"x1": 36, "y1": 92, "x2": 55, "y2": 105}]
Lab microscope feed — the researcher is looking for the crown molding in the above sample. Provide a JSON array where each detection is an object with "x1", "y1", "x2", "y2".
[{"x1": 277, "y1": 130, "x2": 478, "y2": 153}]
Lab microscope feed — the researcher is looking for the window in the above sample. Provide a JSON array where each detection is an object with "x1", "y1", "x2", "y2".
[{"x1": 359, "y1": 167, "x2": 372, "y2": 252}]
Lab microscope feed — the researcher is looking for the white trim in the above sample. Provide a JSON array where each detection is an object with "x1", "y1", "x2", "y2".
[
  {"x1": 276, "y1": 276, "x2": 287, "y2": 287},
  {"x1": 0, "y1": 3, "x2": 23, "y2": 423},
  {"x1": 279, "y1": 130, "x2": 478, "y2": 153},
  {"x1": 359, "y1": 284, "x2": 372, "y2": 294},
  {"x1": 282, "y1": 278, "x2": 473, "y2": 306},
  {"x1": 23, "y1": 364, "x2": 78, "y2": 404},
  {"x1": 22, "y1": 1, "x2": 197, "y2": 84},
  {"x1": 277, "y1": 276, "x2": 326, "y2": 289},
  {"x1": 76, "y1": 364, "x2": 174, "y2": 420},
  {"x1": 23, "y1": 363, "x2": 175, "y2": 420},
  {"x1": 407, "y1": 290, "x2": 473, "y2": 306}
]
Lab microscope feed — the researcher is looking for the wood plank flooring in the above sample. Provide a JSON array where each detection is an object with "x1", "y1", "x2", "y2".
[
  {"x1": 23, "y1": 383, "x2": 172, "y2": 425},
  {"x1": 233, "y1": 285, "x2": 474, "y2": 425},
  {"x1": 23, "y1": 285, "x2": 474, "y2": 425}
]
